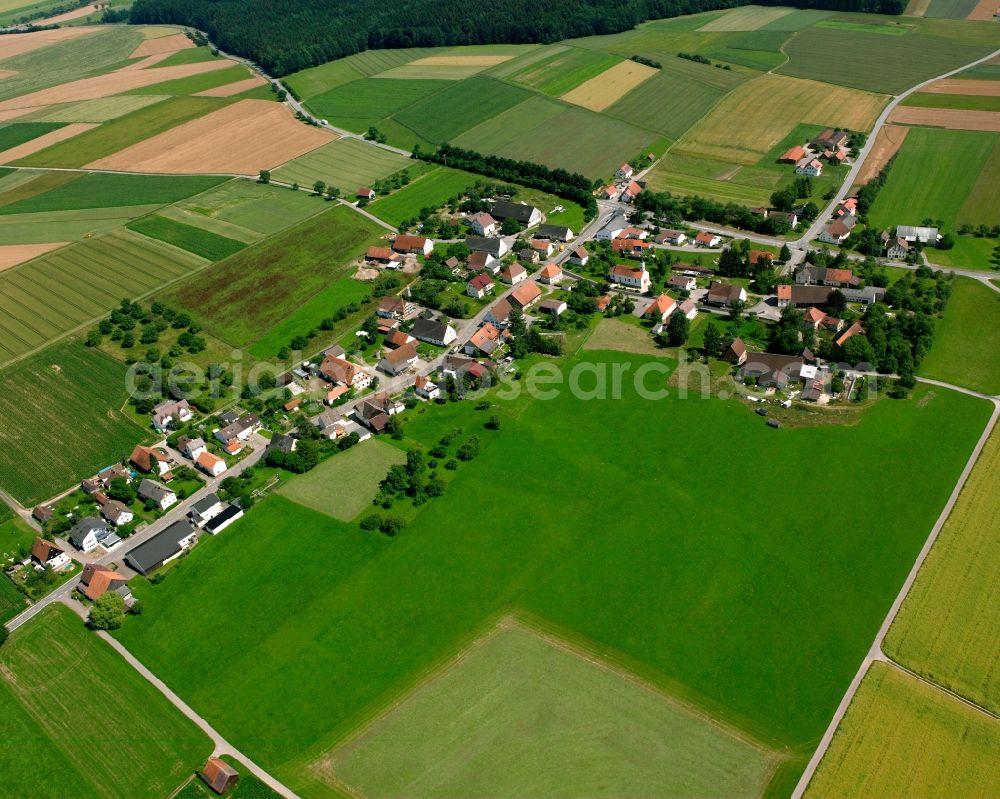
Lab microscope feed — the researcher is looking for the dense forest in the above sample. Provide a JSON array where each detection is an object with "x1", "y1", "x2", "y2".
[{"x1": 129, "y1": 0, "x2": 905, "y2": 76}]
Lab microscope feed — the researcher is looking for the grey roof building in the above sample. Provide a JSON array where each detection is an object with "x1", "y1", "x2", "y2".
[{"x1": 124, "y1": 520, "x2": 198, "y2": 575}]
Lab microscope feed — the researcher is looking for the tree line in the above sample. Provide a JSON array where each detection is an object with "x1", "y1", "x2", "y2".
[{"x1": 128, "y1": 0, "x2": 904, "y2": 76}]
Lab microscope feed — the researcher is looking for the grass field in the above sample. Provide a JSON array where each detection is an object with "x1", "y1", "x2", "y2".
[
  {"x1": 306, "y1": 78, "x2": 448, "y2": 122},
  {"x1": 277, "y1": 440, "x2": 406, "y2": 521},
  {"x1": 0, "y1": 604, "x2": 212, "y2": 799},
  {"x1": 0, "y1": 121, "x2": 64, "y2": 151},
  {"x1": 644, "y1": 160, "x2": 774, "y2": 206},
  {"x1": 113, "y1": 351, "x2": 990, "y2": 795},
  {"x1": 127, "y1": 214, "x2": 247, "y2": 261},
  {"x1": 0, "y1": 341, "x2": 150, "y2": 504},
  {"x1": 392, "y1": 76, "x2": 532, "y2": 145},
  {"x1": 326, "y1": 623, "x2": 778, "y2": 799},
  {"x1": 924, "y1": 0, "x2": 981, "y2": 18},
  {"x1": 129, "y1": 64, "x2": 252, "y2": 95},
  {"x1": 163, "y1": 204, "x2": 380, "y2": 347},
  {"x1": 284, "y1": 58, "x2": 365, "y2": 101},
  {"x1": 902, "y1": 92, "x2": 1000, "y2": 112},
  {"x1": 511, "y1": 47, "x2": 621, "y2": 95},
  {"x1": 0, "y1": 172, "x2": 225, "y2": 215},
  {"x1": 14, "y1": 96, "x2": 228, "y2": 168},
  {"x1": 25, "y1": 94, "x2": 168, "y2": 123},
  {"x1": 959, "y1": 133, "x2": 1000, "y2": 225},
  {"x1": 868, "y1": 128, "x2": 996, "y2": 233},
  {"x1": 0, "y1": 228, "x2": 207, "y2": 364},
  {"x1": 884, "y1": 422, "x2": 999, "y2": 712},
  {"x1": 272, "y1": 137, "x2": 411, "y2": 194},
  {"x1": 0, "y1": 204, "x2": 162, "y2": 244},
  {"x1": 368, "y1": 166, "x2": 478, "y2": 227},
  {"x1": 803, "y1": 662, "x2": 1000, "y2": 798},
  {"x1": 675, "y1": 73, "x2": 887, "y2": 165}
]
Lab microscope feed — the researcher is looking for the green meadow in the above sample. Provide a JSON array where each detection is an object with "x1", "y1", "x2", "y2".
[{"x1": 127, "y1": 214, "x2": 247, "y2": 260}]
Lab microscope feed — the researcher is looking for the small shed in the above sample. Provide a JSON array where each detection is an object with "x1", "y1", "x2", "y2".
[{"x1": 200, "y1": 757, "x2": 239, "y2": 795}]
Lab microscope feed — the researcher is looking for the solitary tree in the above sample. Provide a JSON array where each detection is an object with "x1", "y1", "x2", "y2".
[
  {"x1": 89, "y1": 593, "x2": 126, "y2": 631},
  {"x1": 257, "y1": 170, "x2": 270, "y2": 184},
  {"x1": 703, "y1": 322, "x2": 723, "y2": 359},
  {"x1": 313, "y1": 180, "x2": 326, "y2": 196},
  {"x1": 666, "y1": 311, "x2": 689, "y2": 346}
]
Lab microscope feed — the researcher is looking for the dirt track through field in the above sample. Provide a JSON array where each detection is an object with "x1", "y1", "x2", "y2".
[
  {"x1": 0, "y1": 242, "x2": 66, "y2": 270},
  {"x1": 196, "y1": 75, "x2": 266, "y2": 97},
  {"x1": 0, "y1": 27, "x2": 93, "y2": 61},
  {"x1": 86, "y1": 99, "x2": 334, "y2": 174},
  {"x1": 889, "y1": 106, "x2": 1000, "y2": 132},
  {"x1": 858, "y1": 124, "x2": 909, "y2": 184},
  {"x1": 0, "y1": 59, "x2": 233, "y2": 112},
  {"x1": 0, "y1": 122, "x2": 97, "y2": 162},
  {"x1": 967, "y1": 0, "x2": 998, "y2": 21},
  {"x1": 924, "y1": 79, "x2": 1000, "y2": 97},
  {"x1": 562, "y1": 60, "x2": 658, "y2": 112},
  {"x1": 129, "y1": 33, "x2": 193, "y2": 59}
]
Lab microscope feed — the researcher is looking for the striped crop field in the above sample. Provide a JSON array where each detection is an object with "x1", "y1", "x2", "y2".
[{"x1": 0, "y1": 229, "x2": 206, "y2": 364}]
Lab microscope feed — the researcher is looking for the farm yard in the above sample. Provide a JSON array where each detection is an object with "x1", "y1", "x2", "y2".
[
  {"x1": 803, "y1": 663, "x2": 1000, "y2": 798},
  {"x1": 113, "y1": 350, "x2": 990, "y2": 797},
  {"x1": 884, "y1": 424, "x2": 1000, "y2": 713},
  {"x1": 0, "y1": 605, "x2": 212, "y2": 799},
  {"x1": 0, "y1": 342, "x2": 151, "y2": 504}
]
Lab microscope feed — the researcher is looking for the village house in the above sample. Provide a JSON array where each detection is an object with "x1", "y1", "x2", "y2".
[
  {"x1": 600, "y1": 184, "x2": 618, "y2": 200},
  {"x1": 499, "y1": 263, "x2": 527, "y2": 285},
  {"x1": 485, "y1": 298, "x2": 513, "y2": 328},
  {"x1": 567, "y1": 245, "x2": 589, "y2": 266},
  {"x1": 466, "y1": 236, "x2": 509, "y2": 259},
  {"x1": 595, "y1": 214, "x2": 629, "y2": 241},
  {"x1": 796, "y1": 267, "x2": 858, "y2": 288},
  {"x1": 667, "y1": 274, "x2": 696, "y2": 291},
  {"x1": 616, "y1": 163, "x2": 634, "y2": 179},
  {"x1": 612, "y1": 238, "x2": 652, "y2": 257},
  {"x1": 811, "y1": 128, "x2": 849, "y2": 150},
  {"x1": 101, "y1": 499, "x2": 134, "y2": 528},
  {"x1": 723, "y1": 337, "x2": 748, "y2": 365},
  {"x1": 468, "y1": 250, "x2": 498, "y2": 273},
  {"x1": 530, "y1": 238, "x2": 554, "y2": 258},
  {"x1": 31, "y1": 538, "x2": 70, "y2": 571},
  {"x1": 817, "y1": 218, "x2": 854, "y2": 245},
  {"x1": 204, "y1": 503, "x2": 243, "y2": 535},
  {"x1": 778, "y1": 145, "x2": 807, "y2": 164},
  {"x1": 803, "y1": 306, "x2": 827, "y2": 330},
  {"x1": 356, "y1": 187, "x2": 376, "y2": 201},
  {"x1": 321, "y1": 355, "x2": 373, "y2": 390},
  {"x1": 595, "y1": 295, "x2": 613, "y2": 313},
  {"x1": 621, "y1": 180, "x2": 643, "y2": 203},
  {"x1": 775, "y1": 211, "x2": 798, "y2": 229},
  {"x1": 355, "y1": 394, "x2": 404, "y2": 433},
  {"x1": 130, "y1": 445, "x2": 170, "y2": 476},
  {"x1": 835, "y1": 321, "x2": 865, "y2": 348},
  {"x1": 610, "y1": 264, "x2": 650, "y2": 293},
  {"x1": 125, "y1": 520, "x2": 198, "y2": 575},
  {"x1": 138, "y1": 478, "x2": 177, "y2": 510},
  {"x1": 777, "y1": 284, "x2": 835, "y2": 308},
  {"x1": 68, "y1": 517, "x2": 120, "y2": 553},
  {"x1": 214, "y1": 414, "x2": 260, "y2": 447},
  {"x1": 32, "y1": 505, "x2": 53, "y2": 525},
  {"x1": 151, "y1": 399, "x2": 192, "y2": 432},
  {"x1": 896, "y1": 225, "x2": 940, "y2": 244},
  {"x1": 466, "y1": 273, "x2": 495, "y2": 299},
  {"x1": 536, "y1": 223, "x2": 573, "y2": 241},
  {"x1": 491, "y1": 200, "x2": 542, "y2": 228},
  {"x1": 705, "y1": 281, "x2": 747, "y2": 307},
  {"x1": 384, "y1": 330, "x2": 415, "y2": 349},
  {"x1": 177, "y1": 435, "x2": 207, "y2": 460},
  {"x1": 694, "y1": 231, "x2": 722, "y2": 248},
  {"x1": 414, "y1": 375, "x2": 440, "y2": 400},
  {"x1": 539, "y1": 263, "x2": 563, "y2": 285},
  {"x1": 467, "y1": 212, "x2": 497, "y2": 236},
  {"x1": 377, "y1": 295, "x2": 419, "y2": 321},
  {"x1": 366, "y1": 246, "x2": 401, "y2": 266},
  {"x1": 519, "y1": 248, "x2": 540, "y2": 264},
  {"x1": 656, "y1": 229, "x2": 687, "y2": 246},
  {"x1": 836, "y1": 198, "x2": 858, "y2": 218},
  {"x1": 189, "y1": 493, "x2": 225, "y2": 528},
  {"x1": 410, "y1": 317, "x2": 458, "y2": 346},
  {"x1": 739, "y1": 352, "x2": 807, "y2": 389},
  {"x1": 266, "y1": 433, "x2": 297, "y2": 457},
  {"x1": 466, "y1": 322, "x2": 505, "y2": 356},
  {"x1": 378, "y1": 342, "x2": 419, "y2": 375},
  {"x1": 645, "y1": 294, "x2": 677, "y2": 323},
  {"x1": 539, "y1": 298, "x2": 567, "y2": 316},
  {"x1": 678, "y1": 298, "x2": 698, "y2": 320},
  {"x1": 79, "y1": 564, "x2": 132, "y2": 603},
  {"x1": 509, "y1": 280, "x2": 542, "y2": 310},
  {"x1": 795, "y1": 157, "x2": 823, "y2": 177},
  {"x1": 196, "y1": 451, "x2": 227, "y2": 478},
  {"x1": 749, "y1": 250, "x2": 773, "y2": 269},
  {"x1": 200, "y1": 758, "x2": 240, "y2": 796},
  {"x1": 391, "y1": 234, "x2": 433, "y2": 256}
]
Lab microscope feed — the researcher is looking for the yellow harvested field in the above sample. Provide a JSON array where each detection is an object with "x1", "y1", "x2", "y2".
[
  {"x1": 139, "y1": 26, "x2": 183, "y2": 39},
  {"x1": 561, "y1": 60, "x2": 658, "y2": 112},
  {"x1": 676, "y1": 74, "x2": 888, "y2": 165},
  {"x1": 0, "y1": 59, "x2": 232, "y2": 112},
  {"x1": 410, "y1": 55, "x2": 514, "y2": 67},
  {"x1": 130, "y1": 33, "x2": 194, "y2": 58},
  {"x1": 0, "y1": 122, "x2": 97, "y2": 163},
  {"x1": 967, "y1": 0, "x2": 998, "y2": 21},
  {"x1": 39, "y1": 5, "x2": 97, "y2": 24},
  {"x1": 858, "y1": 124, "x2": 909, "y2": 185},
  {"x1": 196, "y1": 75, "x2": 267, "y2": 97},
  {"x1": 699, "y1": 6, "x2": 793, "y2": 31},
  {"x1": 0, "y1": 27, "x2": 93, "y2": 60},
  {"x1": 0, "y1": 243, "x2": 66, "y2": 271},
  {"x1": 890, "y1": 106, "x2": 1000, "y2": 132},
  {"x1": 924, "y1": 79, "x2": 1000, "y2": 97},
  {"x1": 86, "y1": 99, "x2": 334, "y2": 174}
]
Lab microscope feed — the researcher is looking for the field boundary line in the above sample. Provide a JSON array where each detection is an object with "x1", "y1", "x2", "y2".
[
  {"x1": 881, "y1": 655, "x2": 1000, "y2": 722},
  {"x1": 792, "y1": 393, "x2": 1000, "y2": 798}
]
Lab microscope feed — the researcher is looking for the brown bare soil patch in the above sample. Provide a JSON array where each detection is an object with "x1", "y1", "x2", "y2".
[
  {"x1": 0, "y1": 59, "x2": 232, "y2": 112},
  {"x1": 0, "y1": 107, "x2": 36, "y2": 121},
  {"x1": 410, "y1": 55, "x2": 513, "y2": 67},
  {"x1": 562, "y1": 60, "x2": 658, "y2": 112},
  {"x1": 0, "y1": 27, "x2": 93, "y2": 60},
  {"x1": 116, "y1": 52, "x2": 176, "y2": 71},
  {"x1": 86, "y1": 99, "x2": 334, "y2": 174},
  {"x1": 889, "y1": 106, "x2": 1000, "y2": 132},
  {"x1": 924, "y1": 79, "x2": 1000, "y2": 97},
  {"x1": 0, "y1": 69, "x2": 15, "y2": 79},
  {"x1": 966, "y1": 0, "x2": 998, "y2": 20},
  {"x1": 39, "y1": 5, "x2": 96, "y2": 24},
  {"x1": 129, "y1": 33, "x2": 193, "y2": 58},
  {"x1": 0, "y1": 122, "x2": 97, "y2": 162},
  {"x1": 0, "y1": 242, "x2": 67, "y2": 271},
  {"x1": 858, "y1": 124, "x2": 909, "y2": 184},
  {"x1": 195, "y1": 75, "x2": 266, "y2": 97}
]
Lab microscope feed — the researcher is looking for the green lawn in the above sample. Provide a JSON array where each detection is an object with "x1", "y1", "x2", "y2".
[
  {"x1": 919, "y1": 277, "x2": 1000, "y2": 395},
  {"x1": 803, "y1": 662, "x2": 1000, "y2": 798},
  {"x1": 163, "y1": 203, "x2": 381, "y2": 347},
  {"x1": 13, "y1": 96, "x2": 228, "y2": 168},
  {"x1": 0, "y1": 342, "x2": 152, "y2": 504},
  {"x1": 868, "y1": 128, "x2": 995, "y2": 234},
  {"x1": 0, "y1": 604, "x2": 213, "y2": 799},
  {"x1": 368, "y1": 166, "x2": 478, "y2": 227},
  {"x1": 114, "y1": 351, "x2": 990, "y2": 797},
  {"x1": 326, "y1": 624, "x2": 779, "y2": 799},
  {"x1": 277, "y1": 439, "x2": 406, "y2": 521},
  {"x1": 272, "y1": 137, "x2": 411, "y2": 195},
  {"x1": 152, "y1": 46, "x2": 222, "y2": 68},
  {"x1": 127, "y1": 214, "x2": 247, "y2": 260},
  {"x1": 306, "y1": 78, "x2": 448, "y2": 121}
]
